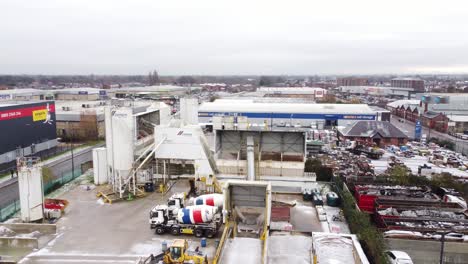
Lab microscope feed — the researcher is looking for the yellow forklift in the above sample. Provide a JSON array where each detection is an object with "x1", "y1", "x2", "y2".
[{"x1": 144, "y1": 239, "x2": 208, "y2": 264}]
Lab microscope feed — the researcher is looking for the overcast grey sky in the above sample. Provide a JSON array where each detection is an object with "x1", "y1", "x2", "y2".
[{"x1": 1, "y1": 0, "x2": 468, "y2": 75}]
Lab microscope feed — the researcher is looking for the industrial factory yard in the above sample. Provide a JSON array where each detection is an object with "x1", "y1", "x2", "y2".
[
  {"x1": 5, "y1": 177, "x2": 352, "y2": 264},
  {"x1": 17, "y1": 179, "x2": 217, "y2": 264}
]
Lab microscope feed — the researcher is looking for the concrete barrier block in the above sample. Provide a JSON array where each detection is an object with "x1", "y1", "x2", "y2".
[
  {"x1": 0, "y1": 223, "x2": 56, "y2": 235},
  {"x1": 0, "y1": 237, "x2": 38, "y2": 249}
]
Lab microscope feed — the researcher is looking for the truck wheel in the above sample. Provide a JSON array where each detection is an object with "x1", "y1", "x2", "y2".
[
  {"x1": 195, "y1": 228, "x2": 204, "y2": 238},
  {"x1": 155, "y1": 227, "x2": 165, "y2": 235},
  {"x1": 171, "y1": 227, "x2": 180, "y2": 236},
  {"x1": 205, "y1": 229, "x2": 215, "y2": 238}
]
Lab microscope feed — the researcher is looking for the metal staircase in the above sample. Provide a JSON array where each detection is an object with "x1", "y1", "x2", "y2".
[{"x1": 118, "y1": 137, "x2": 167, "y2": 198}]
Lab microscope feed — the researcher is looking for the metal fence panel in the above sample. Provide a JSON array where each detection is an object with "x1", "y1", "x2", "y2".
[{"x1": 0, "y1": 200, "x2": 19, "y2": 222}]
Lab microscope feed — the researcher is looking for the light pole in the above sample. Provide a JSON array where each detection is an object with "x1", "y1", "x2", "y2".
[
  {"x1": 71, "y1": 133, "x2": 75, "y2": 178},
  {"x1": 65, "y1": 122, "x2": 75, "y2": 178},
  {"x1": 439, "y1": 231, "x2": 448, "y2": 264}
]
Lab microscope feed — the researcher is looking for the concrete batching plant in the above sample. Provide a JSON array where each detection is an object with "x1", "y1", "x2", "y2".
[{"x1": 94, "y1": 101, "x2": 171, "y2": 200}]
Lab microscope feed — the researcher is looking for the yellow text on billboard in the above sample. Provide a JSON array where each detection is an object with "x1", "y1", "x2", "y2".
[{"x1": 32, "y1": 109, "x2": 47, "y2": 121}]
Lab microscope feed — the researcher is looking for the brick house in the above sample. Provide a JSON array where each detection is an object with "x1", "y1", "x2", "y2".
[
  {"x1": 395, "y1": 105, "x2": 406, "y2": 118},
  {"x1": 390, "y1": 103, "x2": 419, "y2": 121},
  {"x1": 338, "y1": 121, "x2": 408, "y2": 147},
  {"x1": 404, "y1": 106, "x2": 419, "y2": 122},
  {"x1": 420, "y1": 111, "x2": 449, "y2": 133},
  {"x1": 387, "y1": 100, "x2": 449, "y2": 133}
]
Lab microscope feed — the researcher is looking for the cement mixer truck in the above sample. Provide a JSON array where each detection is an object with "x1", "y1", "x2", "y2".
[
  {"x1": 150, "y1": 204, "x2": 221, "y2": 238},
  {"x1": 188, "y1": 193, "x2": 224, "y2": 209}
]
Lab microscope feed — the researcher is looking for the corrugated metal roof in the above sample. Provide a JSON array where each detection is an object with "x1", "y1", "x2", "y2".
[
  {"x1": 0, "y1": 88, "x2": 44, "y2": 95},
  {"x1": 340, "y1": 86, "x2": 415, "y2": 91},
  {"x1": 257, "y1": 87, "x2": 327, "y2": 94},
  {"x1": 449, "y1": 115, "x2": 468, "y2": 122},
  {"x1": 422, "y1": 111, "x2": 443, "y2": 118},
  {"x1": 111, "y1": 85, "x2": 200, "y2": 93},
  {"x1": 369, "y1": 106, "x2": 390, "y2": 113},
  {"x1": 52, "y1": 87, "x2": 103, "y2": 94},
  {"x1": 387, "y1": 100, "x2": 420, "y2": 109},
  {"x1": 200, "y1": 100, "x2": 375, "y2": 115}
]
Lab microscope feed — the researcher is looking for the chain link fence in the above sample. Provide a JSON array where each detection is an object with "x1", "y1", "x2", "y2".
[
  {"x1": 43, "y1": 168, "x2": 83, "y2": 195},
  {"x1": 0, "y1": 167, "x2": 84, "y2": 222},
  {"x1": 0, "y1": 199, "x2": 20, "y2": 222},
  {"x1": 0, "y1": 145, "x2": 71, "y2": 176}
]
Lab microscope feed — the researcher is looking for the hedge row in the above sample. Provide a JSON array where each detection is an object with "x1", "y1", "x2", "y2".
[{"x1": 334, "y1": 178, "x2": 388, "y2": 264}]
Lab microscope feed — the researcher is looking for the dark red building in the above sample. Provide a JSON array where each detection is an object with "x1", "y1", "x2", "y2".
[
  {"x1": 391, "y1": 78, "x2": 425, "y2": 92},
  {"x1": 420, "y1": 111, "x2": 449, "y2": 133},
  {"x1": 337, "y1": 77, "x2": 368, "y2": 87}
]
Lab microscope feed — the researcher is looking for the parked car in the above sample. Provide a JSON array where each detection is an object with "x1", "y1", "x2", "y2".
[
  {"x1": 316, "y1": 206, "x2": 327, "y2": 222},
  {"x1": 312, "y1": 193, "x2": 323, "y2": 206},
  {"x1": 432, "y1": 232, "x2": 466, "y2": 242},
  {"x1": 385, "y1": 250, "x2": 414, "y2": 264}
]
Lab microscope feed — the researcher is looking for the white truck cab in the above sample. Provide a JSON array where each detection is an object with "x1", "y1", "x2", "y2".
[
  {"x1": 149, "y1": 204, "x2": 170, "y2": 228},
  {"x1": 167, "y1": 193, "x2": 186, "y2": 216}
]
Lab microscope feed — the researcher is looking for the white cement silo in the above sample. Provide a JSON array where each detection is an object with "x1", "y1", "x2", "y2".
[{"x1": 17, "y1": 157, "x2": 44, "y2": 222}]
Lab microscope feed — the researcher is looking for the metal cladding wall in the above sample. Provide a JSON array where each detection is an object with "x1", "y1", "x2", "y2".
[
  {"x1": 0, "y1": 101, "x2": 57, "y2": 153},
  {"x1": 199, "y1": 112, "x2": 376, "y2": 120}
]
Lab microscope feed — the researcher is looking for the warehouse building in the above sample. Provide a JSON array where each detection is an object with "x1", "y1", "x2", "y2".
[
  {"x1": 388, "y1": 94, "x2": 468, "y2": 133},
  {"x1": 0, "y1": 88, "x2": 53, "y2": 101},
  {"x1": 53, "y1": 87, "x2": 110, "y2": 101},
  {"x1": 448, "y1": 115, "x2": 468, "y2": 134},
  {"x1": 339, "y1": 86, "x2": 415, "y2": 99},
  {"x1": 369, "y1": 106, "x2": 391, "y2": 122},
  {"x1": 56, "y1": 100, "x2": 171, "y2": 141},
  {"x1": 111, "y1": 85, "x2": 200, "y2": 98},
  {"x1": 256, "y1": 87, "x2": 327, "y2": 100},
  {"x1": 55, "y1": 101, "x2": 108, "y2": 140},
  {"x1": 199, "y1": 99, "x2": 377, "y2": 129},
  {"x1": 415, "y1": 93, "x2": 468, "y2": 116},
  {"x1": 0, "y1": 101, "x2": 58, "y2": 170},
  {"x1": 386, "y1": 100, "x2": 420, "y2": 114},
  {"x1": 0, "y1": 88, "x2": 110, "y2": 101},
  {"x1": 417, "y1": 93, "x2": 468, "y2": 133}
]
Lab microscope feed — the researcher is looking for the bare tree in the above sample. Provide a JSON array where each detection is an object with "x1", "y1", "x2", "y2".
[
  {"x1": 148, "y1": 70, "x2": 160, "y2": 86},
  {"x1": 152, "y1": 70, "x2": 159, "y2": 84}
]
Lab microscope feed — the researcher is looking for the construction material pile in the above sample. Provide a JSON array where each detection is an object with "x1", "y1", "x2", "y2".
[
  {"x1": 354, "y1": 184, "x2": 437, "y2": 212},
  {"x1": 325, "y1": 149, "x2": 375, "y2": 181},
  {"x1": 372, "y1": 141, "x2": 468, "y2": 180},
  {"x1": 378, "y1": 207, "x2": 465, "y2": 220}
]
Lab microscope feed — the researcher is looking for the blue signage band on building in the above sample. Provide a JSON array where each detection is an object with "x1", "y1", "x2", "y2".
[
  {"x1": 415, "y1": 120, "x2": 422, "y2": 139},
  {"x1": 198, "y1": 112, "x2": 376, "y2": 120}
]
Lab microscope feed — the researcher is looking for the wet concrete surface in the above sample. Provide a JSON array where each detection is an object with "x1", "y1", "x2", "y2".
[{"x1": 18, "y1": 180, "x2": 217, "y2": 263}]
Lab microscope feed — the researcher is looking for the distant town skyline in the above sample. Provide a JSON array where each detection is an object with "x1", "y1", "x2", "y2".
[{"x1": 1, "y1": 0, "x2": 468, "y2": 75}]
